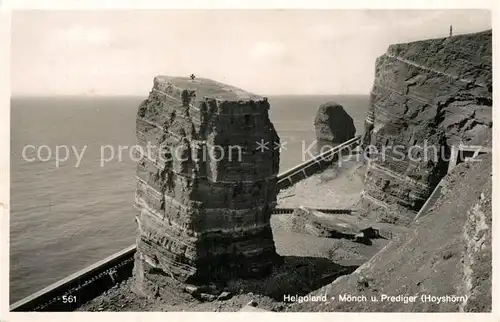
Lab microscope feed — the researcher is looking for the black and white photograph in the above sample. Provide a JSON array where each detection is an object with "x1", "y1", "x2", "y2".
[{"x1": 1, "y1": 2, "x2": 495, "y2": 317}]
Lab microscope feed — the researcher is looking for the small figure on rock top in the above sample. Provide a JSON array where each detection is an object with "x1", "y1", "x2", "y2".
[{"x1": 449, "y1": 25, "x2": 453, "y2": 37}]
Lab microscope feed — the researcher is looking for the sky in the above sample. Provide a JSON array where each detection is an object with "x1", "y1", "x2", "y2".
[{"x1": 11, "y1": 9, "x2": 492, "y2": 96}]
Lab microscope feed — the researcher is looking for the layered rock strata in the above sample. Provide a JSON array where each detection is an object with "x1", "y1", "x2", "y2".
[
  {"x1": 314, "y1": 102, "x2": 356, "y2": 153},
  {"x1": 360, "y1": 30, "x2": 492, "y2": 224},
  {"x1": 133, "y1": 76, "x2": 281, "y2": 296}
]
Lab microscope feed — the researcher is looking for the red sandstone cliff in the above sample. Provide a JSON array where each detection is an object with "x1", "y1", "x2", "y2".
[
  {"x1": 360, "y1": 30, "x2": 492, "y2": 225},
  {"x1": 289, "y1": 30, "x2": 493, "y2": 313},
  {"x1": 133, "y1": 77, "x2": 281, "y2": 298}
]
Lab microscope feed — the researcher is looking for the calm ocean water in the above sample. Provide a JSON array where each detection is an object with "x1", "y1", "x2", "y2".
[{"x1": 10, "y1": 95, "x2": 368, "y2": 303}]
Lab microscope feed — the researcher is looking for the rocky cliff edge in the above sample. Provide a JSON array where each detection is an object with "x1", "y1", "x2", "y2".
[{"x1": 360, "y1": 30, "x2": 492, "y2": 224}]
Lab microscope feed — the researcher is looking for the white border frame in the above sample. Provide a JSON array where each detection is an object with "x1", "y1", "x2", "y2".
[{"x1": 0, "y1": 1, "x2": 497, "y2": 322}]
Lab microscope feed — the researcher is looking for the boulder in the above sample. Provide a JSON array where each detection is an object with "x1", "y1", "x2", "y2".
[
  {"x1": 291, "y1": 207, "x2": 362, "y2": 239},
  {"x1": 314, "y1": 102, "x2": 356, "y2": 150}
]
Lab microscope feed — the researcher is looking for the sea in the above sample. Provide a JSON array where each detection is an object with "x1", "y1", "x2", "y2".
[{"x1": 9, "y1": 95, "x2": 369, "y2": 303}]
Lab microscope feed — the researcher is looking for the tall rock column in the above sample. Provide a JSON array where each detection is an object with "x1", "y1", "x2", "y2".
[{"x1": 133, "y1": 76, "x2": 280, "y2": 297}]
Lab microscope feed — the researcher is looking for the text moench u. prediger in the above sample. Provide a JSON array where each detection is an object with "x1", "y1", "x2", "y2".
[{"x1": 283, "y1": 293, "x2": 469, "y2": 304}]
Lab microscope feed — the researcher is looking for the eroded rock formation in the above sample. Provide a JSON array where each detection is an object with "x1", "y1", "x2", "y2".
[
  {"x1": 314, "y1": 102, "x2": 356, "y2": 152},
  {"x1": 133, "y1": 76, "x2": 281, "y2": 297},
  {"x1": 360, "y1": 30, "x2": 492, "y2": 224}
]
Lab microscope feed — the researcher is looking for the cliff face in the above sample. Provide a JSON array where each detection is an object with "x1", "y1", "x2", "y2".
[
  {"x1": 361, "y1": 30, "x2": 492, "y2": 223},
  {"x1": 291, "y1": 153, "x2": 492, "y2": 312},
  {"x1": 133, "y1": 76, "x2": 280, "y2": 296}
]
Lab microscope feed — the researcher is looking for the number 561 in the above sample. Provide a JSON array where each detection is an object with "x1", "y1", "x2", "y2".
[{"x1": 62, "y1": 295, "x2": 77, "y2": 303}]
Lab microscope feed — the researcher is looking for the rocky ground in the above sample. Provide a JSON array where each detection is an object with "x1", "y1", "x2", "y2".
[{"x1": 76, "y1": 256, "x2": 353, "y2": 312}]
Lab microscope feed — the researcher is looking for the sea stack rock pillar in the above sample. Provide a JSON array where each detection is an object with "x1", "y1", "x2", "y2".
[
  {"x1": 133, "y1": 76, "x2": 280, "y2": 297},
  {"x1": 313, "y1": 102, "x2": 356, "y2": 153}
]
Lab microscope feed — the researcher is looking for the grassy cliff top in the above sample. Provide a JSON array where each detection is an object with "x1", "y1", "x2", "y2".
[{"x1": 155, "y1": 76, "x2": 264, "y2": 102}]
